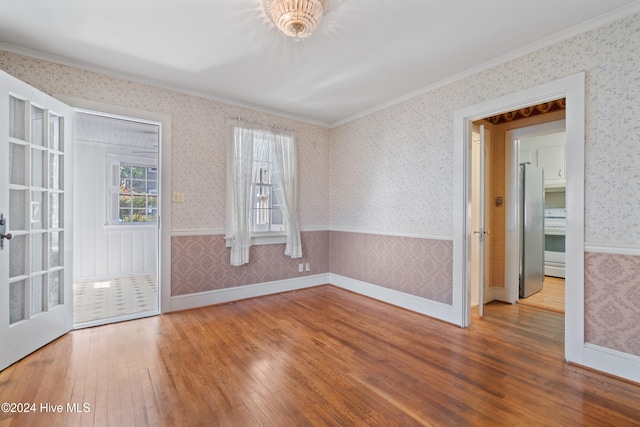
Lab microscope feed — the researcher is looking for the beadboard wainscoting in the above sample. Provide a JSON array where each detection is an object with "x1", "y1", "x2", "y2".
[{"x1": 74, "y1": 141, "x2": 158, "y2": 282}]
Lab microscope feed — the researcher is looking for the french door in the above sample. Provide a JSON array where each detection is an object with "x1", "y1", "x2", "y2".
[{"x1": 0, "y1": 70, "x2": 74, "y2": 371}]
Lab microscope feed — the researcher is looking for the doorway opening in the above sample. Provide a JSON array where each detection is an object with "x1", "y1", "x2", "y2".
[
  {"x1": 471, "y1": 105, "x2": 566, "y2": 317},
  {"x1": 72, "y1": 111, "x2": 161, "y2": 327},
  {"x1": 453, "y1": 72, "x2": 586, "y2": 365}
]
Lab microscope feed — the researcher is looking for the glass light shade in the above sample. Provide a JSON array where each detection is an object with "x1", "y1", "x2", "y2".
[{"x1": 267, "y1": 0, "x2": 324, "y2": 38}]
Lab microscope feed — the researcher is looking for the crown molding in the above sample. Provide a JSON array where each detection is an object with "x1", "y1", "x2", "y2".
[
  {"x1": 329, "y1": 1, "x2": 640, "y2": 128},
  {"x1": 0, "y1": 42, "x2": 330, "y2": 128}
]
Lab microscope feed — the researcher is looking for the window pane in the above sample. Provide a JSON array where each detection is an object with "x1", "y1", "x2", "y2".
[
  {"x1": 10, "y1": 96, "x2": 26, "y2": 140},
  {"x1": 49, "y1": 113, "x2": 61, "y2": 151},
  {"x1": 10, "y1": 143, "x2": 26, "y2": 185},
  {"x1": 31, "y1": 148, "x2": 46, "y2": 188},
  {"x1": 132, "y1": 195, "x2": 146, "y2": 207},
  {"x1": 131, "y1": 166, "x2": 146, "y2": 179},
  {"x1": 10, "y1": 189, "x2": 26, "y2": 231},
  {"x1": 49, "y1": 270, "x2": 62, "y2": 307},
  {"x1": 131, "y1": 209, "x2": 147, "y2": 222},
  {"x1": 49, "y1": 193, "x2": 61, "y2": 229},
  {"x1": 272, "y1": 208, "x2": 283, "y2": 226},
  {"x1": 132, "y1": 180, "x2": 146, "y2": 193},
  {"x1": 9, "y1": 234, "x2": 26, "y2": 278},
  {"x1": 120, "y1": 165, "x2": 132, "y2": 178},
  {"x1": 31, "y1": 191, "x2": 45, "y2": 229},
  {"x1": 119, "y1": 194, "x2": 131, "y2": 208},
  {"x1": 121, "y1": 179, "x2": 132, "y2": 192},
  {"x1": 119, "y1": 209, "x2": 131, "y2": 222},
  {"x1": 147, "y1": 179, "x2": 158, "y2": 194},
  {"x1": 49, "y1": 153, "x2": 60, "y2": 189},
  {"x1": 49, "y1": 231, "x2": 62, "y2": 267},
  {"x1": 32, "y1": 274, "x2": 45, "y2": 315},
  {"x1": 148, "y1": 196, "x2": 157, "y2": 208},
  {"x1": 31, "y1": 232, "x2": 46, "y2": 272},
  {"x1": 10, "y1": 280, "x2": 26, "y2": 324},
  {"x1": 31, "y1": 105, "x2": 45, "y2": 147}
]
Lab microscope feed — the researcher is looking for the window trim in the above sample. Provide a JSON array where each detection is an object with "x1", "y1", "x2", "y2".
[
  {"x1": 106, "y1": 154, "x2": 158, "y2": 227},
  {"x1": 224, "y1": 124, "x2": 292, "y2": 245},
  {"x1": 224, "y1": 233, "x2": 287, "y2": 248}
]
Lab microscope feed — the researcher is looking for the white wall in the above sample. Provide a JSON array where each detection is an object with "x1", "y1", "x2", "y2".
[{"x1": 73, "y1": 141, "x2": 157, "y2": 281}]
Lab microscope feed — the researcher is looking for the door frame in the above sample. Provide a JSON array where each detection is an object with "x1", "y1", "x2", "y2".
[
  {"x1": 57, "y1": 96, "x2": 172, "y2": 315},
  {"x1": 452, "y1": 72, "x2": 585, "y2": 364}
]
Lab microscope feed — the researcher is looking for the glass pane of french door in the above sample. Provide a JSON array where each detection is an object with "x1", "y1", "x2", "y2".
[{"x1": 8, "y1": 96, "x2": 65, "y2": 324}]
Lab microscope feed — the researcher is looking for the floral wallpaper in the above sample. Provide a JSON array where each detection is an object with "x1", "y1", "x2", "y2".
[
  {"x1": 585, "y1": 252, "x2": 640, "y2": 356},
  {"x1": 330, "y1": 12, "x2": 640, "y2": 246},
  {"x1": 0, "y1": 51, "x2": 331, "y2": 231}
]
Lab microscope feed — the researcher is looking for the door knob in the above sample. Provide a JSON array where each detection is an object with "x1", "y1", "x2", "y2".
[
  {"x1": 0, "y1": 213, "x2": 11, "y2": 250},
  {"x1": 0, "y1": 232, "x2": 12, "y2": 249}
]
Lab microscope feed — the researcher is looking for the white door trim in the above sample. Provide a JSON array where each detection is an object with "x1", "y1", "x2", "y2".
[
  {"x1": 453, "y1": 73, "x2": 585, "y2": 364},
  {"x1": 55, "y1": 96, "x2": 172, "y2": 315}
]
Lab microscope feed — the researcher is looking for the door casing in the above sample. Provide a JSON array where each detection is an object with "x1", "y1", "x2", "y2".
[
  {"x1": 453, "y1": 72, "x2": 585, "y2": 366},
  {"x1": 56, "y1": 96, "x2": 172, "y2": 316}
]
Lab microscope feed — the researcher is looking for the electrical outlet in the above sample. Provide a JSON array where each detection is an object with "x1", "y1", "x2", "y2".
[
  {"x1": 305, "y1": 263, "x2": 310, "y2": 272},
  {"x1": 298, "y1": 263, "x2": 304, "y2": 273},
  {"x1": 172, "y1": 192, "x2": 185, "y2": 203}
]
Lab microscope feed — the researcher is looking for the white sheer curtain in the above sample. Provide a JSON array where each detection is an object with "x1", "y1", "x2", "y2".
[
  {"x1": 270, "y1": 131, "x2": 302, "y2": 259},
  {"x1": 226, "y1": 119, "x2": 302, "y2": 266},
  {"x1": 227, "y1": 123, "x2": 256, "y2": 266}
]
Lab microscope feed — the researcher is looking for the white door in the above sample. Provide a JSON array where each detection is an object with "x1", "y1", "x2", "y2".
[
  {"x1": 0, "y1": 70, "x2": 74, "y2": 371},
  {"x1": 476, "y1": 125, "x2": 487, "y2": 316}
]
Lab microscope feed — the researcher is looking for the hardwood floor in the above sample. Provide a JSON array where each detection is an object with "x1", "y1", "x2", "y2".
[
  {"x1": 517, "y1": 276, "x2": 565, "y2": 313},
  {"x1": 1, "y1": 285, "x2": 639, "y2": 426}
]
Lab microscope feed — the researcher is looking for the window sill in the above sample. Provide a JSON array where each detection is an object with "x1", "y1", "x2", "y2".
[
  {"x1": 224, "y1": 233, "x2": 287, "y2": 247},
  {"x1": 104, "y1": 224, "x2": 158, "y2": 232}
]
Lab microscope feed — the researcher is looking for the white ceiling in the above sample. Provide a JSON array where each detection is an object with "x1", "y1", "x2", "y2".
[{"x1": 1, "y1": 0, "x2": 639, "y2": 126}]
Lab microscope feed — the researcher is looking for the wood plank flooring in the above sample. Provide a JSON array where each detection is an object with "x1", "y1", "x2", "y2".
[
  {"x1": 1, "y1": 285, "x2": 639, "y2": 426},
  {"x1": 517, "y1": 276, "x2": 565, "y2": 313}
]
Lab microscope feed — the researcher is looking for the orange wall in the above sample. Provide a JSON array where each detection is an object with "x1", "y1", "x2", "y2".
[{"x1": 479, "y1": 109, "x2": 566, "y2": 291}]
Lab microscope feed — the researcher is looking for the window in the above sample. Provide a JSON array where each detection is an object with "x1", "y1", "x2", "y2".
[
  {"x1": 108, "y1": 160, "x2": 158, "y2": 225},
  {"x1": 253, "y1": 148, "x2": 284, "y2": 233},
  {"x1": 225, "y1": 120, "x2": 302, "y2": 266}
]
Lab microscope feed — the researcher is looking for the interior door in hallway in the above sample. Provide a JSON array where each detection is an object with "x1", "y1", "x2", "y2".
[
  {"x1": 471, "y1": 125, "x2": 490, "y2": 316},
  {"x1": 0, "y1": 70, "x2": 74, "y2": 371}
]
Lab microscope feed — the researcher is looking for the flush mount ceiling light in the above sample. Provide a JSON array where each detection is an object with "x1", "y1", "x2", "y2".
[{"x1": 266, "y1": 0, "x2": 325, "y2": 39}]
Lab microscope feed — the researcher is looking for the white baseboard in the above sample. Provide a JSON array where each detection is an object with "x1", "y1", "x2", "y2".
[
  {"x1": 584, "y1": 243, "x2": 640, "y2": 256},
  {"x1": 74, "y1": 270, "x2": 157, "y2": 283},
  {"x1": 328, "y1": 273, "x2": 459, "y2": 325},
  {"x1": 581, "y1": 343, "x2": 640, "y2": 384},
  {"x1": 169, "y1": 274, "x2": 330, "y2": 312}
]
